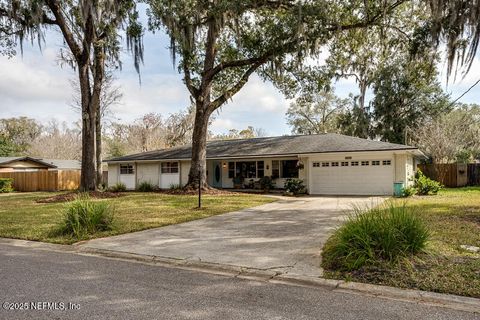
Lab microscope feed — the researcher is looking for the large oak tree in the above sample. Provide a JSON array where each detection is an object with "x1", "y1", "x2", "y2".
[
  {"x1": 0, "y1": 0, "x2": 142, "y2": 190},
  {"x1": 147, "y1": 0, "x2": 407, "y2": 189}
]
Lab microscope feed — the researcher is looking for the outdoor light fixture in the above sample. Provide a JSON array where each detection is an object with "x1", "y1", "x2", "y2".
[{"x1": 223, "y1": 162, "x2": 227, "y2": 168}]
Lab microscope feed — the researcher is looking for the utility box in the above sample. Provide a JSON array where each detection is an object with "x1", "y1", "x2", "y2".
[{"x1": 394, "y1": 182, "x2": 405, "y2": 197}]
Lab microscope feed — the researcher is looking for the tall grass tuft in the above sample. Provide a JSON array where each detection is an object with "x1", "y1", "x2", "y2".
[
  {"x1": 59, "y1": 194, "x2": 115, "y2": 238},
  {"x1": 322, "y1": 203, "x2": 430, "y2": 271},
  {"x1": 137, "y1": 181, "x2": 155, "y2": 192}
]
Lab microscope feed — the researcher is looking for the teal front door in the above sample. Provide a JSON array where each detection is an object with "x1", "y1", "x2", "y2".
[{"x1": 212, "y1": 161, "x2": 222, "y2": 188}]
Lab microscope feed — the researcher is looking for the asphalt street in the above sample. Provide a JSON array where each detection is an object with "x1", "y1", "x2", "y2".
[{"x1": 0, "y1": 243, "x2": 477, "y2": 320}]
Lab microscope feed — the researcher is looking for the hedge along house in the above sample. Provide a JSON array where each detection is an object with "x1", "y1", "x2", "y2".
[{"x1": 105, "y1": 133, "x2": 425, "y2": 196}]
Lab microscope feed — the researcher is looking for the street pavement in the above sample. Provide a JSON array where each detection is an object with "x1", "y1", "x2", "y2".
[{"x1": 0, "y1": 242, "x2": 477, "y2": 320}]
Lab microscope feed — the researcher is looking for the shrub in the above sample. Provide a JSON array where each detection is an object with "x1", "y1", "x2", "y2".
[
  {"x1": 414, "y1": 170, "x2": 442, "y2": 195},
  {"x1": 402, "y1": 186, "x2": 417, "y2": 197},
  {"x1": 284, "y1": 178, "x2": 305, "y2": 195},
  {"x1": 109, "y1": 182, "x2": 126, "y2": 193},
  {"x1": 259, "y1": 176, "x2": 275, "y2": 191},
  {"x1": 59, "y1": 195, "x2": 115, "y2": 238},
  {"x1": 321, "y1": 203, "x2": 430, "y2": 271},
  {"x1": 169, "y1": 183, "x2": 182, "y2": 190},
  {"x1": 137, "y1": 181, "x2": 156, "y2": 192},
  {"x1": 0, "y1": 178, "x2": 14, "y2": 193}
]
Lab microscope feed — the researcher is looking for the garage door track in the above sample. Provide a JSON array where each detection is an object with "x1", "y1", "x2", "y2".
[{"x1": 80, "y1": 196, "x2": 384, "y2": 277}]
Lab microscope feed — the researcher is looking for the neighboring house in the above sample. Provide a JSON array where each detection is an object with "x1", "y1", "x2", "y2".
[
  {"x1": 0, "y1": 157, "x2": 81, "y2": 172},
  {"x1": 105, "y1": 133, "x2": 424, "y2": 195}
]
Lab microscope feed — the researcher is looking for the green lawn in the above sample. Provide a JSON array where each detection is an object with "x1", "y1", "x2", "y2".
[
  {"x1": 322, "y1": 187, "x2": 480, "y2": 298},
  {"x1": 0, "y1": 192, "x2": 274, "y2": 244}
]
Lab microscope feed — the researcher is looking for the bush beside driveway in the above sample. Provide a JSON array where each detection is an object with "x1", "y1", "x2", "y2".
[
  {"x1": 0, "y1": 192, "x2": 274, "y2": 244},
  {"x1": 322, "y1": 187, "x2": 480, "y2": 298}
]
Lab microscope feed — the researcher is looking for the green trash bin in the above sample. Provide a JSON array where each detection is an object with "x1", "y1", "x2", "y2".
[{"x1": 393, "y1": 182, "x2": 405, "y2": 197}]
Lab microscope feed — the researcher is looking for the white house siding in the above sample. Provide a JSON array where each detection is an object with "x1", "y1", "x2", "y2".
[
  {"x1": 136, "y1": 163, "x2": 159, "y2": 187},
  {"x1": 298, "y1": 156, "x2": 309, "y2": 191},
  {"x1": 108, "y1": 163, "x2": 119, "y2": 186},
  {"x1": 308, "y1": 151, "x2": 396, "y2": 195},
  {"x1": 394, "y1": 153, "x2": 407, "y2": 184},
  {"x1": 405, "y1": 155, "x2": 414, "y2": 186},
  {"x1": 180, "y1": 161, "x2": 191, "y2": 187}
]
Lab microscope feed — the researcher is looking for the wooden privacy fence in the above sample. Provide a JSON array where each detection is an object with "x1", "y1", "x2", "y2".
[
  {"x1": 0, "y1": 170, "x2": 80, "y2": 192},
  {"x1": 467, "y1": 164, "x2": 480, "y2": 186},
  {"x1": 417, "y1": 163, "x2": 480, "y2": 188}
]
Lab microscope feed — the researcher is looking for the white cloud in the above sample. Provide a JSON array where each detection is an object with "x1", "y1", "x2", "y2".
[{"x1": 210, "y1": 118, "x2": 235, "y2": 132}]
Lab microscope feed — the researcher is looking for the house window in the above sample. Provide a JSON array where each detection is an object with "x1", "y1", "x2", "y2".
[
  {"x1": 321, "y1": 162, "x2": 330, "y2": 167},
  {"x1": 120, "y1": 164, "x2": 134, "y2": 174},
  {"x1": 372, "y1": 160, "x2": 380, "y2": 166},
  {"x1": 341, "y1": 161, "x2": 349, "y2": 166},
  {"x1": 383, "y1": 160, "x2": 392, "y2": 166},
  {"x1": 257, "y1": 161, "x2": 264, "y2": 178},
  {"x1": 235, "y1": 161, "x2": 257, "y2": 178},
  {"x1": 361, "y1": 161, "x2": 369, "y2": 166},
  {"x1": 228, "y1": 162, "x2": 235, "y2": 178},
  {"x1": 351, "y1": 161, "x2": 359, "y2": 166},
  {"x1": 161, "y1": 162, "x2": 179, "y2": 174},
  {"x1": 272, "y1": 160, "x2": 280, "y2": 178},
  {"x1": 312, "y1": 162, "x2": 320, "y2": 167},
  {"x1": 331, "y1": 162, "x2": 339, "y2": 167},
  {"x1": 281, "y1": 160, "x2": 299, "y2": 178}
]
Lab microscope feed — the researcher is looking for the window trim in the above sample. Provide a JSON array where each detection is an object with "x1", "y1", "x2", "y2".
[
  {"x1": 161, "y1": 162, "x2": 179, "y2": 174},
  {"x1": 120, "y1": 164, "x2": 134, "y2": 175}
]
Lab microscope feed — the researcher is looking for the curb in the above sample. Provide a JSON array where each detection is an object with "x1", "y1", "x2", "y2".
[{"x1": 1, "y1": 238, "x2": 479, "y2": 314}]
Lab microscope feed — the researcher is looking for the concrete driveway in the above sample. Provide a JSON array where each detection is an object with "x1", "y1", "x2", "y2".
[{"x1": 81, "y1": 196, "x2": 384, "y2": 277}]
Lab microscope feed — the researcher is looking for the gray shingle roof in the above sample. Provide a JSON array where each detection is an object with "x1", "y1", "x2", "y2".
[{"x1": 106, "y1": 133, "x2": 418, "y2": 162}]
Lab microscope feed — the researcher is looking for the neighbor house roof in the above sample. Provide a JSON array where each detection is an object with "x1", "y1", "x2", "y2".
[
  {"x1": 106, "y1": 133, "x2": 421, "y2": 162},
  {"x1": 0, "y1": 157, "x2": 81, "y2": 170}
]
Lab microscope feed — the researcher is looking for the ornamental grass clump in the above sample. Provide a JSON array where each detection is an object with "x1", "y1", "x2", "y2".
[
  {"x1": 59, "y1": 194, "x2": 115, "y2": 238},
  {"x1": 322, "y1": 203, "x2": 429, "y2": 271}
]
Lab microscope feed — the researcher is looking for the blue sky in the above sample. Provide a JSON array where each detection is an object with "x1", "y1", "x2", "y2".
[{"x1": 0, "y1": 17, "x2": 479, "y2": 136}]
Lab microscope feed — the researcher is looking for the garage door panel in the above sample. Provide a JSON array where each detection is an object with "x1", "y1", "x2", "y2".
[{"x1": 310, "y1": 159, "x2": 393, "y2": 195}]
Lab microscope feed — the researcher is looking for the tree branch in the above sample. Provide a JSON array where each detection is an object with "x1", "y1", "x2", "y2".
[
  {"x1": 183, "y1": 60, "x2": 199, "y2": 98},
  {"x1": 45, "y1": 0, "x2": 82, "y2": 59},
  {"x1": 326, "y1": 0, "x2": 407, "y2": 32},
  {"x1": 209, "y1": 60, "x2": 265, "y2": 113}
]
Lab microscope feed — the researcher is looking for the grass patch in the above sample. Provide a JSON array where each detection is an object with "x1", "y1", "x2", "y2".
[
  {"x1": 322, "y1": 187, "x2": 480, "y2": 298},
  {"x1": 0, "y1": 191, "x2": 274, "y2": 244}
]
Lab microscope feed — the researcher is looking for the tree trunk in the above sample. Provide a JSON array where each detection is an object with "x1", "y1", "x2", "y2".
[
  {"x1": 95, "y1": 113, "x2": 102, "y2": 187},
  {"x1": 92, "y1": 44, "x2": 105, "y2": 189},
  {"x1": 185, "y1": 104, "x2": 211, "y2": 189},
  {"x1": 79, "y1": 64, "x2": 97, "y2": 191}
]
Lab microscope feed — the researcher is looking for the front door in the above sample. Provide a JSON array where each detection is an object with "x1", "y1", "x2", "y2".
[{"x1": 212, "y1": 161, "x2": 222, "y2": 188}]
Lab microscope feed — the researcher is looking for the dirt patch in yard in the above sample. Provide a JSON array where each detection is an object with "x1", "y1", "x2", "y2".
[
  {"x1": 36, "y1": 191, "x2": 126, "y2": 203},
  {"x1": 156, "y1": 188, "x2": 242, "y2": 196}
]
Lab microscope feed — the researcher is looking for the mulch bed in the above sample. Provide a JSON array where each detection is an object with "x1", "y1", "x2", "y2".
[
  {"x1": 155, "y1": 188, "x2": 243, "y2": 196},
  {"x1": 36, "y1": 191, "x2": 126, "y2": 203}
]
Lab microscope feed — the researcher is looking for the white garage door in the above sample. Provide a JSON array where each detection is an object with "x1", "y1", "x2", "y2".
[
  {"x1": 159, "y1": 162, "x2": 180, "y2": 189},
  {"x1": 310, "y1": 159, "x2": 393, "y2": 195}
]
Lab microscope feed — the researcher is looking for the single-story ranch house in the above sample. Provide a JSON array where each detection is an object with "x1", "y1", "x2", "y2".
[
  {"x1": 105, "y1": 133, "x2": 425, "y2": 195},
  {"x1": 0, "y1": 157, "x2": 81, "y2": 172}
]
